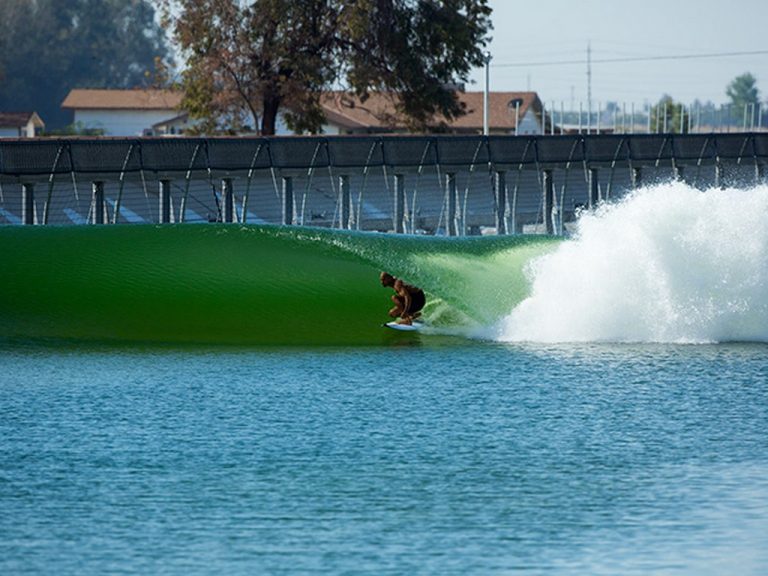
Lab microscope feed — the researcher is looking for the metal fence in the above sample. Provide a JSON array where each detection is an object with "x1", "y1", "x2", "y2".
[
  {"x1": 1, "y1": 133, "x2": 766, "y2": 234},
  {"x1": 540, "y1": 101, "x2": 767, "y2": 135}
]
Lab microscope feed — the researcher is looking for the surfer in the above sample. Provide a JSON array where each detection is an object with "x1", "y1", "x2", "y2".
[{"x1": 380, "y1": 272, "x2": 425, "y2": 325}]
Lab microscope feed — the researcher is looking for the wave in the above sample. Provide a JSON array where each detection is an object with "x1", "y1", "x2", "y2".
[
  {"x1": 487, "y1": 182, "x2": 768, "y2": 344},
  {"x1": 0, "y1": 224, "x2": 558, "y2": 345},
  {"x1": 7, "y1": 182, "x2": 762, "y2": 346}
]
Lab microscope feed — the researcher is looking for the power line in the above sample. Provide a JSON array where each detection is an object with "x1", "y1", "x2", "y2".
[{"x1": 493, "y1": 49, "x2": 768, "y2": 68}]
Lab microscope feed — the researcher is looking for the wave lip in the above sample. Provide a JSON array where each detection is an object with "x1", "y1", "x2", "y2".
[{"x1": 490, "y1": 182, "x2": 768, "y2": 344}]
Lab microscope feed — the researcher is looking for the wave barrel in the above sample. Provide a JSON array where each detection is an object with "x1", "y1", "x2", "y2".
[{"x1": 0, "y1": 224, "x2": 558, "y2": 346}]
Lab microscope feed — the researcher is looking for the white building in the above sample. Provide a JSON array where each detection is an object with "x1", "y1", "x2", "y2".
[
  {"x1": 61, "y1": 89, "x2": 184, "y2": 136},
  {"x1": 0, "y1": 111, "x2": 45, "y2": 138},
  {"x1": 151, "y1": 112, "x2": 194, "y2": 136}
]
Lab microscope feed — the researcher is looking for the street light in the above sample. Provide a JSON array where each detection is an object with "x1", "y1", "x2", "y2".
[{"x1": 483, "y1": 51, "x2": 492, "y2": 136}]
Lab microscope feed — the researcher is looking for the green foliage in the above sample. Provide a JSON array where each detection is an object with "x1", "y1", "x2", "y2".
[
  {"x1": 43, "y1": 122, "x2": 106, "y2": 137},
  {"x1": 0, "y1": 0, "x2": 172, "y2": 128},
  {"x1": 726, "y1": 72, "x2": 760, "y2": 123},
  {"x1": 160, "y1": 0, "x2": 492, "y2": 135},
  {"x1": 650, "y1": 94, "x2": 690, "y2": 133}
]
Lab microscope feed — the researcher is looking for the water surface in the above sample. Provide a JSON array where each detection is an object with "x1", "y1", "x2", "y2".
[{"x1": 2, "y1": 341, "x2": 766, "y2": 575}]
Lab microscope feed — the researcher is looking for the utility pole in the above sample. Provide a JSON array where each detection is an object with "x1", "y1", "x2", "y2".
[
  {"x1": 587, "y1": 41, "x2": 592, "y2": 134},
  {"x1": 483, "y1": 51, "x2": 492, "y2": 136}
]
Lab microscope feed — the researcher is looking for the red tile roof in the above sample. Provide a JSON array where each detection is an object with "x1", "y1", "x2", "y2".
[
  {"x1": 62, "y1": 89, "x2": 183, "y2": 110},
  {"x1": 0, "y1": 111, "x2": 44, "y2": 128},
  {"x1": 320, "y1": 91, "x2": 542, "y2": 132}
]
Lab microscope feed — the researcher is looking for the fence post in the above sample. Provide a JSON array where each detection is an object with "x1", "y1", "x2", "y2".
[
  {"x1": 282, "y1": 176, "x2": 294, "y2": 225},
  {"x1": 22, "y1": 183, "x2": 35, "y2": 225},
  {"x1": 715, "y1": 163, "x2": 725, "y2": 189},
  {"x1": 543, "y1": 170, "x2": 554, "y2": 235},
  {"x1": 159, "y1": 179, "x2": 171, "y2": 224},
  {"x1": 222, "y1": 177, "x2": 234, "y2": 223},
  {"x1": 495, "y1": 170, "x2": 507, "y2": 235},
  {"x1": 394, "y1": 173, "x2": 405, "y2": 233},
  {"x1": 589, "y1": 168, "x2": 599, "y2": 208},
  {"x1": 446, "y1": 172, "x2": 457, "y2": 236},
  {"x1": 92, "y1": 181, "x2": 104, "y2": 224},
  {"x1": 339, "y1": 174, "x2": 351, "y2": 230}
]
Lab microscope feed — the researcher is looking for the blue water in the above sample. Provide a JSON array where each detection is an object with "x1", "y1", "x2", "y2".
[{"x1": 2, "y1": 340, "x2": 767, "y2": 575}]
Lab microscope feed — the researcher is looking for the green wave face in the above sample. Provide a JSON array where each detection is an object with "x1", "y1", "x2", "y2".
[{"x1": 0, "y1": 225, "x2": 559, "y2": 345}]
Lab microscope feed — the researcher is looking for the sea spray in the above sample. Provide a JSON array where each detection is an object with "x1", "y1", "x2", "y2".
[{"x1": 490, "y1": 182, "x2": 768, "y2": 343}]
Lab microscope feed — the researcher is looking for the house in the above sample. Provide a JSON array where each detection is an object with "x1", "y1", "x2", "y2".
[
  {"x1": 61, "y1": 89, "x2": 183, "y2": 136},
  {"x1": 318, "y1": 91, "x2": 545, "y2": 135},
  {"x1": 0, "y1": 111, "x2": 45, "y2": 138},
  {"x1": 151, "y1": 112, "x2": 194, "y2": 136},
  {"x1": 60, "y1": 88, "x2": 545, "y2": 137}
]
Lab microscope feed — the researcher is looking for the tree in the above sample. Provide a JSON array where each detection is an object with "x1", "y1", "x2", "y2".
[
  {"x1": 0, "y1": 0, "x2": 172, "y2": 129},
  {"x1": 726, "y1": 72, "x2": 760, "y2": 126},
  {"x1": 650, "y1": 94, "x2": 689, "y2": 133},
  {"x1": 159, "y1": 0, "x2": 492, "y2": 135}
]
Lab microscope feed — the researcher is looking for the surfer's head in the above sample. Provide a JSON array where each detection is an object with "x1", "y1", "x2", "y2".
[{"x1": 380, "y1": 271, "x2": 396, "y2": 287}]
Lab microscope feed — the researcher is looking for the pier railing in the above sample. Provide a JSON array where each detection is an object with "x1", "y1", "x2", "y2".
[{"x1": 1, "y1": 133, "x2": 766, "y2": 234}]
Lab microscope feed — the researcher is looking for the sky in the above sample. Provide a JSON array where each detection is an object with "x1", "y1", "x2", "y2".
[{"x1": 467, "y1": 0, "x2": 768, "y2": 108}]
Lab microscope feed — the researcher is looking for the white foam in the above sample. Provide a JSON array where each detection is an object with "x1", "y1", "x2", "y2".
[{"x1": 489, "y1": 182, "x2": 768, "y2": 343}]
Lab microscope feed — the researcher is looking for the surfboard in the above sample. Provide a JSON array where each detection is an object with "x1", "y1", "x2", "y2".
[{"x1": 384, "y1": 321, "x2": 424, "y2": 332}]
